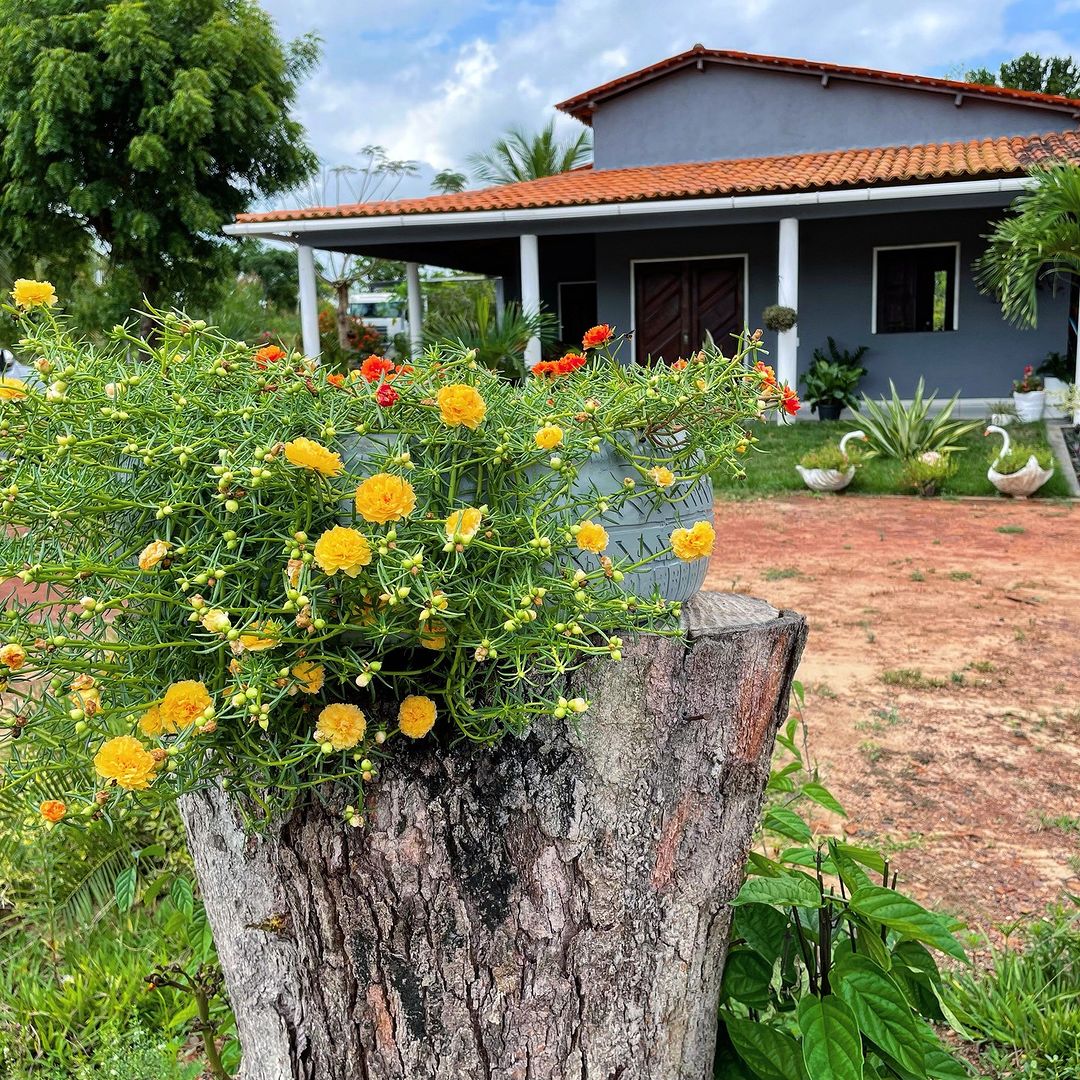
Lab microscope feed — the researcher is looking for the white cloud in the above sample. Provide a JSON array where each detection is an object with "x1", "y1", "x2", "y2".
[{"x1": 260, "y1": 0, "x2": 1080, "y2": 200}]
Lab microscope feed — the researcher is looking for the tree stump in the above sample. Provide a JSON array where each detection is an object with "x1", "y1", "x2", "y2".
[{"x1": 179, "y1": 592, "x2": 806, "y2": 1080}]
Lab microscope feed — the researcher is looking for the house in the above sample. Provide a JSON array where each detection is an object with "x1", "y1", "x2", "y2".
[{"x1": 225, "y1": 45, "x2": 1080, "y2": 410}]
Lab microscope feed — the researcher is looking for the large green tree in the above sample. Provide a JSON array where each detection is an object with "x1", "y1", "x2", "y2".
[
  {"x1": 0, "y1": 0, "x2": 319, "y2": 317},
  {"x1": 966, "y1": 52, "x2": 1080, "y2": 97}
]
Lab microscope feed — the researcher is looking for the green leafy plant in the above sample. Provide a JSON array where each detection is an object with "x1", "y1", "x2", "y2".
[
  {"x1": 1037, "y1": 351, "x2": 1074, "y2": 383},
  {"x1": 801, "y1": 361, "x2": 866, "y2": 413},
  {"x1": 798, "y1": 443, "x2": 859, "y2": 471},
  {"x1": 422, "y1": 293, "x2": 559, "y2": 377},
  {"x1": 1012, "y1": 365, "x2": 1044, "y2": 394},
  {"x1": 944, "y1": 898, "x2": 1080, "y2": 1079},
  {"x1": 987, "y1": 400, "x2": 1018, "y2": 419},
  {"x1": 716, "y1": 689, "x2": 970, "y2": 1080},
  {"x1": 902, "y1": 452, "x2": 958, "y2": 496},
  {"x1": 762, "y1": 305, "x2": 798, "y2": 333},
  {"x1": 852, "y1": 378, "x2": 981, "y2": 459},
  {"x1": 993, "y1": 444, "x2": 1054, "y2": 474}
]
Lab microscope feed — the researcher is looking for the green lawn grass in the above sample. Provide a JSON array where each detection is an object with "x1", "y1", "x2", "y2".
[{"x1": 713, "y1": 419, "x2": 1073, "y2": 498}]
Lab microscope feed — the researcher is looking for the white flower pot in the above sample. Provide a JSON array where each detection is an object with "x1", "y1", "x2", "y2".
[
  {"x1": 1044, "y1": 378, "x2": 1068, "y2": 419},
  {"x1": 988, "y1": 457, "x2": 1054, "y2": 498},
  {"x1": 1013, "y1": 390, "x2": 1045, "y2": 423},
  {"x1": 989, "y1": 413, "x2": 1014, "y2": 427},
  {"x1": 795, "y1": 465, "x2": 855, "y2": 492}
]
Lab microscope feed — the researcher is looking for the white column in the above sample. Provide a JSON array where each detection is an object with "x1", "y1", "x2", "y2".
[
  {"x1": 520, "y1": 234, "x2": 541, "y2": 366},
  {"x1": 405, "y1": 261, "x2": 423, "y2": 355},
  {"x1": 493, "y1": 276, "x2": 506, "y2": 327},
  {"x1": 297, "y1": 243, "x2": 321, "y2": 361},
  {"x1": 1073, "y1": 312, "x2": 1080, "y2": 427},
  {"x1": 776, "y1": 217, "x2": 799, "y2": 423}
]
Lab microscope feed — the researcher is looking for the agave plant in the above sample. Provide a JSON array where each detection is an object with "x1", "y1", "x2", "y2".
[
  {"x1": 422, "y1": 292, "x2": 559, "y2": 377},
  {"x1": 851, "y1": 377, "x2": 982, "y2": 459}
]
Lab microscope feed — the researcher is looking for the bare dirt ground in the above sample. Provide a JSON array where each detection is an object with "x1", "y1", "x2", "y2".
[{"x1": 706, "y1": 494, "x2": 1080, "y2": 940}]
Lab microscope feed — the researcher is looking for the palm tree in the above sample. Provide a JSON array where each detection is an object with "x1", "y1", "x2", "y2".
[
  {"x1": 975, "y1": 164, "x2": 1080, "y2": 422},
  {"x1": 432, "y1": 169, "x2": 468, "y2": 194},
  {"x1": 469, "y1": 120, "x2": 591, "y2": 185}
]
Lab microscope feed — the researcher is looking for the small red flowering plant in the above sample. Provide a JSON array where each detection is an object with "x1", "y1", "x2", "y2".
[
  {"x1": 0, "y1": 296, "x2": 795, "y2": 827},
  {"x1": 1012, "y1": 363, "x2": 1045, "y2": 394}
]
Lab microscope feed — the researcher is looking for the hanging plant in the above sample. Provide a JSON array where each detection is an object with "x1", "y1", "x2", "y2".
[{"x1": 761, "y1": 305, "x2": 798, "y2": 333}]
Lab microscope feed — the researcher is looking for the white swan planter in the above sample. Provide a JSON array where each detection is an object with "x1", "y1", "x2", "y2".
[
  {"x1": 796, "y1": 430, "x2": 867, "y2": 492},
  {"x1": 985, "y1": 425, "x2": 1054, "y2": 498}
]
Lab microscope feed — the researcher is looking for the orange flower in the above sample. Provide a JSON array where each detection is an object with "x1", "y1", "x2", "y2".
[
  {"x1": 314, "y1": 703, "x2": 366, "y2": 750},
  {"x1": 532, "y1": 353, "x2": 586, "y2": 378},
  {"x1": 671, "y1": 359, "x2": 688, "y2": 371},
  {"x1": 254, "y1": 344, "x2": 287, "y2": 369},
  {"x1": 360, "y1": 355, "x2": 395, "y2": 383},
  {"x1": 576, "y1": 520, "x2": 609, "y2": 554},
  {"x1": 437, "y1": 384, "x2": 487, "y2": 429},
  {"x1": 39, "y1": 800, "x2": 66, "y2": 824},
  {"x1": 313, "y1": 525, "x2": 372, "y2": 577},
  {"x1": 420, "y1": 623, "x2": 447, "y2": 649},
  {"x1": 582, "y1": 324, "x2": 613, "y2": 350},
  {"x1": 670, "y1": 520, "x2": 716, "y2": 561},
  {"x1": 354, "y1": 473, "x2": 416, "y2": 524},
  {"x1": 0, "y1": 642, "x2": 26, "y2": 670},
  {"x1": 94, "y1": 735, "x2": 158, "y2": 790},
  {"x1": 753, "y1": 360, "x2": 777, "y2": 388},
  {"x1": 398, "y1": 695, "x2": 437, "y2": 739},
  {"x1": 781, "y1": 385, "x2": 801, "y2": 415},
  {"x1": 327, "y1": 373, "x2": 346, "y2": 388},
  {"x1": 284, "y1": 437, "x2": 343, "y2": 477}
]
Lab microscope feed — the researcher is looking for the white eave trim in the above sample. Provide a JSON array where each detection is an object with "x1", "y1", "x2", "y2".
[{"x1": 223, "y1": 177, "x2": 1033, "y2": 238}]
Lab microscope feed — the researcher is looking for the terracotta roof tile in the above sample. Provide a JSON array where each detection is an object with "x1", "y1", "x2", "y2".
[
  {"x1": 554, "y1": 46, "x2": 1080, "y2": 123},
  {"x1": 236, "y1": 132, "x2": 1080, "y2": 225}
]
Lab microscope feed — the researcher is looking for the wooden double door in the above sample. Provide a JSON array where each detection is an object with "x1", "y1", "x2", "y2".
[{"x1": 634, "y1": 257, "x2": 744, "y2": 364}]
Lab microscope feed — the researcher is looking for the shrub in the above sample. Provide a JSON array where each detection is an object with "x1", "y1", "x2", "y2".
[
  {"x1": 852, "y1": 377, "x2": 981, "y2": 459},
  {"x1": 0, "y1": 291, "x2": 796, "y2": 829},
  {"x1": 902, "y1": 451, "x2": 957, "y2": 496},
  {"x1": 993, "y1": 444, "x2": 1054, "y2": 474},
  {"x1": 798, "y1": 442, "x2": 856, "y2": 471}
]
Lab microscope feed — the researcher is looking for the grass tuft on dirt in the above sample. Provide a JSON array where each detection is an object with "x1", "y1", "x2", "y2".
[{"x1": 714, "y1": 419, "x2": 1072, "y2": 498}]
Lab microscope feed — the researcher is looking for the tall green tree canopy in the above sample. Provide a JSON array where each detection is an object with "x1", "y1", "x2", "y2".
[
  {"x1": 469, "y1": 119, "x2": 591, "y2": 185},
  {"x1": 0, "y1": 0, "x2": 319, "y2": 311},
  {"x1": 966, "y1": 52, "x2": 1080, "y2": 97}
]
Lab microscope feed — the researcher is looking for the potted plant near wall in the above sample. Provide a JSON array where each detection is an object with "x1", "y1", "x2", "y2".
[
  {"x1": 1037, "y1": 351, "x2": 1073, "y2": 419},
  {"x1": 801, "y1": 337, "x2": 869, "y2": 420},
  {"x1": 1012, "y1": 364, "x2": 1046, "y2": 422}
]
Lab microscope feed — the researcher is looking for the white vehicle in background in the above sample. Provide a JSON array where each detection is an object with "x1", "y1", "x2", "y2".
[{"x1": 348, "y1": 291, "x2": 408, "y2": 351}]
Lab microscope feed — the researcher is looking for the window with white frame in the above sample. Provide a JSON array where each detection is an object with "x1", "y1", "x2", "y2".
[{"x1": 873, "y1": 243, "x2": 959, "y2": 334}]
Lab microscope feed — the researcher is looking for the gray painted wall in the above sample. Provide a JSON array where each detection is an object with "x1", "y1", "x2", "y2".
[
  {"x1": 589, "y1": 207, "x2": 1069, "y2": 397},
  {"x1": 592, "y1": 64, "x2": 1078, "y2": 168}
]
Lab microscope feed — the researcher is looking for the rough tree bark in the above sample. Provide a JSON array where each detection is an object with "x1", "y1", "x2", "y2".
[{"x1": 180, "y1": 592, "x2": 806, "y2": 1080}]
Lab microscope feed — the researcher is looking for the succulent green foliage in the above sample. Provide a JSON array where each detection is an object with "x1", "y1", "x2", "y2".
[
  {"x1": 901, "y1": 453, "x2": 958, "y2": 496},
  {"x1": 851, "y1": 378, "x2": 981, "y2": 459},
  {"x1": 798, "y1": 443, "x2": 858, "y2": 471},
  {"x1": 762, "y1": 305, "x2": 798, "y2": 333},
  {"x1": 992, "y1": 444, "x2": 1054, "y2": 474},
  {"x1": 0, "y1": 0, "x2": 319, "y2": 311}
]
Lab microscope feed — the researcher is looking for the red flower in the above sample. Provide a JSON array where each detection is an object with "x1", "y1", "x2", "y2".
[
  {"x1": 671, "y1": 359, "x2": 688, "y2": 371},
  {"x1": 1023, "y1": 364, "x2": 1034, "y2": 376},
  {"x1": 781, "y1": 385, "x2": 801, "y2": 415},
  {"x1": 375, "y1": 384, "x2": 398, "y2": 408},
  {"x1": 581, "y1": 324, "x2": 613, "y2": 350},
  {"x1": 359, "y1": 355, "x2": 395, "y2": 383},
  {"x1": 531, "y1": 352, "x2": 587, "y2": 378},
  {"x1": 254, "y1": 345, "x2": 286, "y2": 369},
  {"x1": 327, "y1": 373, "x2": 346, "y2": 388},
  {"x1": 754, "y1": 360, "x2": 777, "y2": 388}
]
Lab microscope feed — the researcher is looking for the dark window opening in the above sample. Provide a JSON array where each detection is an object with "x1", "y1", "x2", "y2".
[
  {"x1": 558, "y1": 281, "x2": 598, "y2": 348},
  {"x1": 875, "y1": 246, "x2": 957, "y2": 333}
]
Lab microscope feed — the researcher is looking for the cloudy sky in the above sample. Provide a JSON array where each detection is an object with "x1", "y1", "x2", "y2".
[{"x1": 260, "y1": 0, "x2": 1080, "y2": 199}]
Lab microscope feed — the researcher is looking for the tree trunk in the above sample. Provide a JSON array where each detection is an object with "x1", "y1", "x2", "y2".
[
  {"x1": 336, "y1": 282, "x2": 351, "y2": 352},
  {"x1": 180, "y1": 592, "x2": 806, "y2": 1080}
]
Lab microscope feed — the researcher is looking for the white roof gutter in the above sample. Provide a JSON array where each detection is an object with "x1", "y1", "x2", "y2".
[{"x1": 223, "y1": 177, "x2": 1032, "y2": 238}]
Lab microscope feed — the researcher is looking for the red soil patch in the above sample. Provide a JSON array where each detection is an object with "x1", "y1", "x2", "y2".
[{"x1": 706, "y1": 494, "x2": 1080, "y2": 937}]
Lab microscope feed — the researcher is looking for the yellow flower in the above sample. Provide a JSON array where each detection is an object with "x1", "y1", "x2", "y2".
[
  {"x1": 138, "y1": 539, "x2": 170, "y2": 571},
  {"x1": 69, "y1": 675, "x2": 101, "y2": 715},
  {"x1": 313, "y1": 526, "x2": 372, "y2": 577},
  {"x1": 284, "y1": 437, "x2": 343, "y2": 477},
  {"x1": 576, "y1": 520, "x2": 609, "y2": 554},
  {"x1": 648, "y1": 466, "x2": 675, "y2": 487},
  {"x1": 10, "y1": 279, "x2": 57, "y2": 310},
  {"x1": 445, "y1": 507, "x2": 482, "y2": 544},
  {"x1": 0, "y1": 377, "x2": 27, "y2": 401},
  {"x1": 398, "y1": 694, "x2": 436, "y2": 739},
  {"x1": 314, "y1": 703, "x2": 366, "y2": 750},
  {"x1": 39, "y1": 800, "x2": 67, "y2": 825},
  {"x1": 158, "y1": 680, "x2": 212, "y2": 732},
  {"x1": 420, "y1": 623, "x2": 447, "y2": 650},
  {"x1": 670, "y1": 520, "x2": 716, "y2": 561},
  {"x1": 534, "y1": 424, "x2": 564, "y2": 450},
  {"x1": 292, "y1": 661, "x2": 325, "y2": 695},
  {"x1": 437, "y1": 384, "x2": 487, "y2": 429},
  {"x1": 0, "y1": 643, "x2": 26, "y2": 670},
  {"x1": 94, "y1": 735, "x2": 158, "y2": 790},
  {"x1": 354, "y1": 473, "x2": 416, "y2": 524},
  {"x1": 200, "y1": 608, "x2": 231, "y2": 634},
  {"x1": 139, "y1": 705, "x2": 168, "y2": 737},
  {"x1": 239, "y1": 621, "x2": 279, "y2": 652}
]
